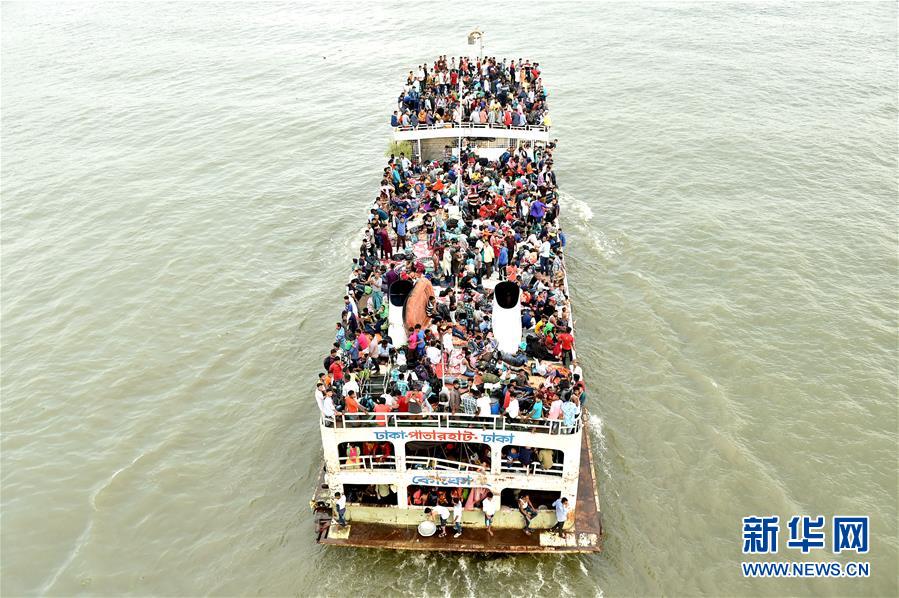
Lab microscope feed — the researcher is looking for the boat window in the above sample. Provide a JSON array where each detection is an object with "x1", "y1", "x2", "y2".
[
  {"x1": 342, "y1": 483, "x2": 397, "y2": 506},
  {"x1": 405, "y1": 441, "x2": 490, "y2": 471},
  {"x1": 406, "y1": 485, "x2": 492, "y2": 509},
  {"x1": 500, "y1": 488, "x2": 561, "y2": 509},
  {"x1": 500, "y1": 445, "x2": 564, "y2": 476},
  {"x1": 338, "y1": 441, "x2": 396, "y2": 470}
]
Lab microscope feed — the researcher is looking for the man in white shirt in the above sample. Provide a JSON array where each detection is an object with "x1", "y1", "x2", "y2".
[
  {"x1": 426, "y1": 505, "x2": 451, "y2": 538},
  {"x1": 425, "y1": 343, "x2": 442, "y2": 366},
  {"x1": 571, "y1": 360, "x2": 583, "y2": 383},
  {"x1": 476, "y1": 392, "x2": 492, "y2": 417},
  {"x1": 452, "y1": 497, "x2": 464, "y2": 538},
  {"x1": 314, "y1": 383, "x2": 325, "y2": 413},
  {"x1": 505, "y1": 396, "x2": 520, "y2": 420},
  {"x1": 442, "y1": 329, "x2": 455, "y2": 354},
  {"x1": 342, "y1": 374, "x2": 359, "y2": 397},
  {"x1": 481, "y1": 491, "x2": 497, "y2": 537},
  {"x1": 539, "y1": 237, "x2": 552, "y2": 273},
  {"x1": 334, "y1": 492, "x2": 347, "y2": 526},
  {"x1": 321, "y1": 390, "x2": 336, "y2": 425}
]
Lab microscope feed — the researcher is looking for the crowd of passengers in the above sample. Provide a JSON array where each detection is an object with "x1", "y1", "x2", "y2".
[
  {"x1": 390, "y1": 56, "x2": 551, "y2": 129},
  {"x1": 313, "y1": 140, "x2": 587, "y2": 433}
]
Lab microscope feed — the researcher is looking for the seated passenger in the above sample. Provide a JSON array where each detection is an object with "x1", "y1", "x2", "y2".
[{"x1": 538, "y1": 447, "x2": 554, "y2": 470}]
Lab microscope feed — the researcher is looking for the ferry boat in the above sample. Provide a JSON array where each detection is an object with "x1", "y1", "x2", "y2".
[{"x1": 310, "y1": 51, "x2": 603, "y2": 553}]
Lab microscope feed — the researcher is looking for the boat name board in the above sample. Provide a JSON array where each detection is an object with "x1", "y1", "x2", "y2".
[
  {"x1": 410, "y1": 474, "x2": 475, "y2": 486},
  {"x1": 372, "y1": 429, "x2": 515, "y2": 444}
]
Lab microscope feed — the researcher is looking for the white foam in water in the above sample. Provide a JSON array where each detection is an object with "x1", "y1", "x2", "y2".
[
  {"x1": 558, "y1": 191, "x2": 621, "y2": 260},
  {"x1": 589, "y1": 412, "x2": 612, "y2": 481},
  {"x1": 561, "y1": 191, "x2": 594, "y2": 222}
]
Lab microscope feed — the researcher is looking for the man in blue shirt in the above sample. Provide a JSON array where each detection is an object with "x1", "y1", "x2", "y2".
[
  {"x1": 394, "y1": 212, "x2": 408, "y2": 252},
  {"x1": 561, "y1": 398, "x2": 580, "y2": 432},
  {"x1": 521, "y1": 309, "x2": 534, "y2": 330},
  {"x1": 551, "y1": 497, "x2": 569, "y2": 535},
  {"x1": 529, "y1": 198, "x2": 546, "y2": 225},
  {"x1": 496, "y1": 245, "x2": 508, "y2": 277}
]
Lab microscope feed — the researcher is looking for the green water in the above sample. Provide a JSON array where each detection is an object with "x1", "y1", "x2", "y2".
[{"x1": 2, "y1": 2, "x2": 896, "y2": 596}]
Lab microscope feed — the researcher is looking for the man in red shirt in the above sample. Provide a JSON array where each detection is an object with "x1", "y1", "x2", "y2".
[
  {"x1": 558, "y1": 327, "x2": 574, "y2": 367},
  {"x1": 328, "y1": 359, "x2": 344, "y2": 384},
  {"x1": 396, "y1": 391, "x2": 409, "y2": 413}
]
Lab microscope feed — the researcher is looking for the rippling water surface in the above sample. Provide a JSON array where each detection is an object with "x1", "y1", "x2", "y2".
[{"x1": 2, "y1": 2, "x2": 897, "y2": 596}]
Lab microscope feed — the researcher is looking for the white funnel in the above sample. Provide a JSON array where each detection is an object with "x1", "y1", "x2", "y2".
[
  {"x1": 388, "y1": 279, "x2": 413, "y2": 347},
  {"x1": 492, "y1": 281, "x2": 522, "y2": 353}
]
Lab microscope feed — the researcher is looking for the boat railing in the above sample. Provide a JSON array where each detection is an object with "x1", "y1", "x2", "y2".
[
  {"x1": 337, "y1": 453, "x2": 565, "y2": 478},
  {"x1": 405, "y1": 455, "x2": 564, "y2": 478},
  {"x1": 323, "y1": 411, "x2": 581, "y2": 435},
  {"x1": 394, "y1": 122, "x2": 548, "y2": 133},
  {"x1": 337, "y1": 454, "x2": 398, "y2": 471},
  {"x1": 500, "y1": 461, "x2": 564, "y2": 477}
]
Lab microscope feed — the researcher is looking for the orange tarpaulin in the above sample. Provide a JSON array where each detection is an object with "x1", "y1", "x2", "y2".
[{"x1": 403, "y1": 278, "x2": 434, "y2": 332}]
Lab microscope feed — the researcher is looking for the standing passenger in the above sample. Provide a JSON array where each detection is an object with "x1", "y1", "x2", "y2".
[
  {"x1": 394, "y1": 211, "x2": 407, "y2": 253},
  {"x1": 379, "y1": 226, "x2": 393, "y2": 260},
  {"x1": 518, "y1": 493, "x2": 538, "y2": 535},
  {"x1": 481, "y1": 491, "x2": 497, "y2": 537},
  {"x1": 550, "y1": 497, "x2": 569, "y2": 535},
  {"x1": 334, "y1": 492, "x2": 347, "y2": 526},
  {"x1": 453, "y1": 495, "x2": 464, "y2": 538}
]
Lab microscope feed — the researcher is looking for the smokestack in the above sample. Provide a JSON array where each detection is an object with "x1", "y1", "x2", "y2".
[
  {"x1": 491, "y1": 281, "x2": 522, "y2": 353},
  {"x1": 388, "y1": 279, "x2": 414, "y2": 347}
]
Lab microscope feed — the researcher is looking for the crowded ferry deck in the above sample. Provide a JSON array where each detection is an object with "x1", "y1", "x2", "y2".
[{"x1": 310, "y1": 55, "x2": 602, "y2": 553}]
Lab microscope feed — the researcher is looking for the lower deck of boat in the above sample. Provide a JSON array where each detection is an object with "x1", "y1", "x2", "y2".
[{"x1": 315, "y1": 414, "x2": 603, "y2": 554}]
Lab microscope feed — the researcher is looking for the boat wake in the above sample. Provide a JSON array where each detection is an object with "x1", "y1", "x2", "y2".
[
  {"x1": 588, "y1": 412, "x2": 613, "y2": 484},
  {"x1": 558, "y1": 191, "x2": 621, "y2": 261}
]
